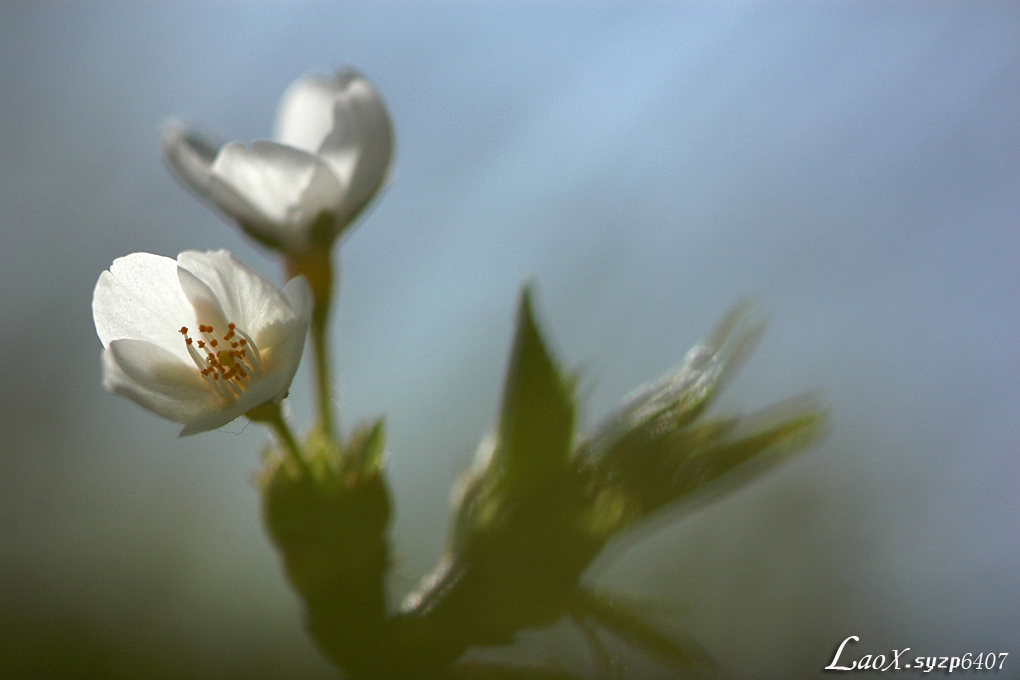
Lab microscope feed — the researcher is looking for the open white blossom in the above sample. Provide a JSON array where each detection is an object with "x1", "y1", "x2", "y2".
[
  {"x1": 93, "y1": 250, "x2": 313, "y2": 436},
  {"x1": 161, "y1": 69, "x2": 393, "y2": 252}
]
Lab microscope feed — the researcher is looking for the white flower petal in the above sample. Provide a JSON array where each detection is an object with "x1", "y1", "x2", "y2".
[
  {"x1": 275, "y1": 74, "x2": 339, "y2": 154},
  {"x1": 165, "y1": 71, "x2": 393, "y2": 251},
  {"x1": 281, "y1": 275, "x2": 314, "y2": 323},
  {"x1": 257, "y1": 277, "x2": 313, "y2": 373},
  {"x1": 177, "y1": 249, "x2": 293, "y2": 337},
  {"x1": 104, "y1": 340, "x2": 220, "y2": 425},
  {"x1": 264, "y1": 322, "x2": 308, "y2": 392},
  {"x1": 177, "y1": 266, "x2": 230, "y2": 333},
  {"x1": 94, "y1": 249, "x2": 312, "y2": 437},
  {"x1": 93, "y1": 252, "x2": 196, "y2": 361},
  {"x1": 263, "y1": 278, "x2": 312, "y2": 395},
  {"x1": 210, "y1": 140, "x2": 345, "y2": 243},
  {"x1": 160, "y1": 121, "x2": 221, "y2": 198},
  {"x1": 315, "y1": 73, "x2": 394, "y2": 226},
  {"x1": 177, "y1": 366, "x2": 289, "y2": 437}
]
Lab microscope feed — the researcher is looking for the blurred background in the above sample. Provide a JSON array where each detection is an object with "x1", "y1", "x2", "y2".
[{"x1": 1, "y1": 3, "x2": 1018, "y2": 678}]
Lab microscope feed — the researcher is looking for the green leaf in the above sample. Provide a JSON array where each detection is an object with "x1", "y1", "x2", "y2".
[
  {"x1": 492, "y1": 286, "x2": 575, "y2": 486},
  {"x1": 575, "y1": 302, "x2": 826, "y2": 540},
  {"x1": 662, "y1": 395, "x2": 826, "y2": 504},
  {"x1": 570, "y1": 587, "x2": 715, "y2": 678},
  {"x1": 343, "y1": 418, "x2": 387, "y2": 476},
  {"x1": 579, "y1": 300, "x2": 765, "y2": 466}
]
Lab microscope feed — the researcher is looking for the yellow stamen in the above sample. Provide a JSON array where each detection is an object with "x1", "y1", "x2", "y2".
[{"x1": 181, "y1": 320, "x2": 265, "y2": 401}]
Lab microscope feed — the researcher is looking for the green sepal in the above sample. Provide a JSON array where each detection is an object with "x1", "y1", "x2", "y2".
[
  {"x1": 338, "y1": 417, "x2": 387, "y2": 478},
  {"x1": 237, "y1": 211, "x2": 340, "y2": 254},
  {"x1": 308, "y1": 210, "x2": 340, "y2": 250},
  {"x1": 575, "y1": 302, "x2": 826, "y2": 541},
  {"x1": 580, "y1": 395, "x2": 826, "y2": 543},
  {"x1": 237, "y1": 219, "x2": 286, "y2": 251},
  {"x1": 394, "y1": 290, "x2": 596, "y2": 670},
  {"x1": 394, "y1": 298, "x2": 826, "y2": 678},
  {"x1": 258, "y1": 419, "x2": 391, "y2": 674},
  {"x1": 492, "y1": 285, "x2": 575, "y2": 488},
  {"x1": 570, "y1": 588, "x2": 715, "y2": 679}
]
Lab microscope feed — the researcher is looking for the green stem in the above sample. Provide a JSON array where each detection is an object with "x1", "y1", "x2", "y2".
[
  {"x1": 311, "y1": 310, "x2": 335, "y2": 439},
  {"x1": 272, "y1": 410, "x2": 301, "y2": 464},
  {"x1": 249, "y1": 401, "x2": 303, "y2": 468},
  {"x1": 286, "y1": 245, "x2": 338, "y2": 443}
]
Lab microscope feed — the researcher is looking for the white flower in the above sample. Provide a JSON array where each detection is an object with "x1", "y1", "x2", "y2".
[
  {"x1": 161, "y1": 69, "x2": 393, "y2": 252},
  {"x1": 93, "y1": 250, "x2": 313, "y2": 436}
]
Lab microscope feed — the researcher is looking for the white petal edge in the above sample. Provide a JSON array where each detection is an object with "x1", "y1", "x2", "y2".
[
  {"x1": 281, "y1": 275, "x2": 314, "y2": 323},
  {"x1": 93, "y1": 252, "x2": 197, "y2": 361},
  {"x1": 260, "y1": 276, "x2": 313, "y2": 384},
  {"x1": 177, "y1": 266, "x2": 230, "y2": 333},
  {"x1": 210, "y1": 140, "x2": 345, "y2": 236},
  {"x1": 103, "y1": 340, "x2": 220, "y2": 425},
  {"x1": 316, "y1": 73, "x2": 394, "y2": 225},
  {"x1": 177, "y1": 367, "x2": 289, "y2": 437},
  {"x1": 160, "y1": 121, "x2": 221, "y2": 197},
  {"x1": 177, "y1": 249, "x2": 293, "y2": 337},
  {"x1": 275, "y1": 74, "x2": 339, "y2": 154}
]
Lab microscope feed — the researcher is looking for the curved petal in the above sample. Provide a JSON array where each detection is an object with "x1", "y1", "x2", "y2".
[
  {"x1": 281, "y1": 275, "x2": 314, "y2": 325},
  {"x1": 203, "y1": 161, "x2": 288, "y2": 244},
  {"x1": 177, "y1": 250, "x2": 294, "y2": 337},
  {"x1": 275, "y1": 74, "x2": 339, "y2": 154},
  {"x1": 270, "y1": 277, "x2": 314, "y2": 392},
  {"x1": 210, "y1": 140, "x2": 345, "y2": 242},
  {"x1": 176, "y1": 265, "x2": 230, "y2": 333},
  {"x1": 177, "y1": 351, "x2": 297, "y2": 437},
  {"x1": 103, "y1": 340, "x2": 220, "y2": 425},
  {"x1": 316, "y1": 72, "x2": 394, "y2": 226},
  {"x1": 257, "y1": 277, "x2": 313, "y2": 366},
  {"x1": 160, "y1": 121, "x2": 222, "y2": 199},
  {"x1": 260, "y1": 319, "x2": 307, "y2": 399},
  {"x1": 93, "y1": 252, "x2": 196, "y2": 361}
]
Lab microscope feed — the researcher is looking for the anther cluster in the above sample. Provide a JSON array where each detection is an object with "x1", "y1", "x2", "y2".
[{"x1": 180, "y1": 322, "x2": 263, "y2": 399}]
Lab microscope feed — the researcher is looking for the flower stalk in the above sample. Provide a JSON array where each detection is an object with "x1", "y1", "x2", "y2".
[
  {"x1": 285, "y1": 239, "x2": 337, "y2": 441},
  {"x1": 248, "y1": 401, "x2": 304, "y2": 469}
]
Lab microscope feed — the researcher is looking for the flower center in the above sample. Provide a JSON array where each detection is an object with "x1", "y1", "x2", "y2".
[{"x1": 179, "y1": 322, "x2": 264, "y2": 400}]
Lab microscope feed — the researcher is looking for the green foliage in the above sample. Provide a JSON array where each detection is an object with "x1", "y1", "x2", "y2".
[
  {"x1": 249, "y1": 286, "x2": 823, "y2": 680},
  {"x1": 377, "y1": 290, "x2": 826, "y2": 679},
  {"x1": 391, "y1": 290, "x2": 600, "y2": 674},
  {"x1": 141, "y1": 67, "x2": 829, "y2": 679},
  {"x1": 569, "y1": 588, "x2": 715, "y2": 678},
  {"x1": 258, "y1": 421, "x2": 391, "y2": 675},
  {"x1": 573, "y1": 301, "x2": 825, "y2": 542},
  {"x1": 493, "y1": 286, "x2": 576, "y2": 486}
]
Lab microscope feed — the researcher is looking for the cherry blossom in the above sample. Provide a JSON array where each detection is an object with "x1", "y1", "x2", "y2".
[
  {"x1": 93, "y1": 250, "x2": 312, "y2": 435},
  {"x1": 161, "y1": 70, "x2": 393, "y2": 251}
]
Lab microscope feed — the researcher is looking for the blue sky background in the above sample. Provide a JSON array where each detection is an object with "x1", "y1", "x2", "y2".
[{"x1": 1, "y1": 4, "x2": 1018, "y2": 678}]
